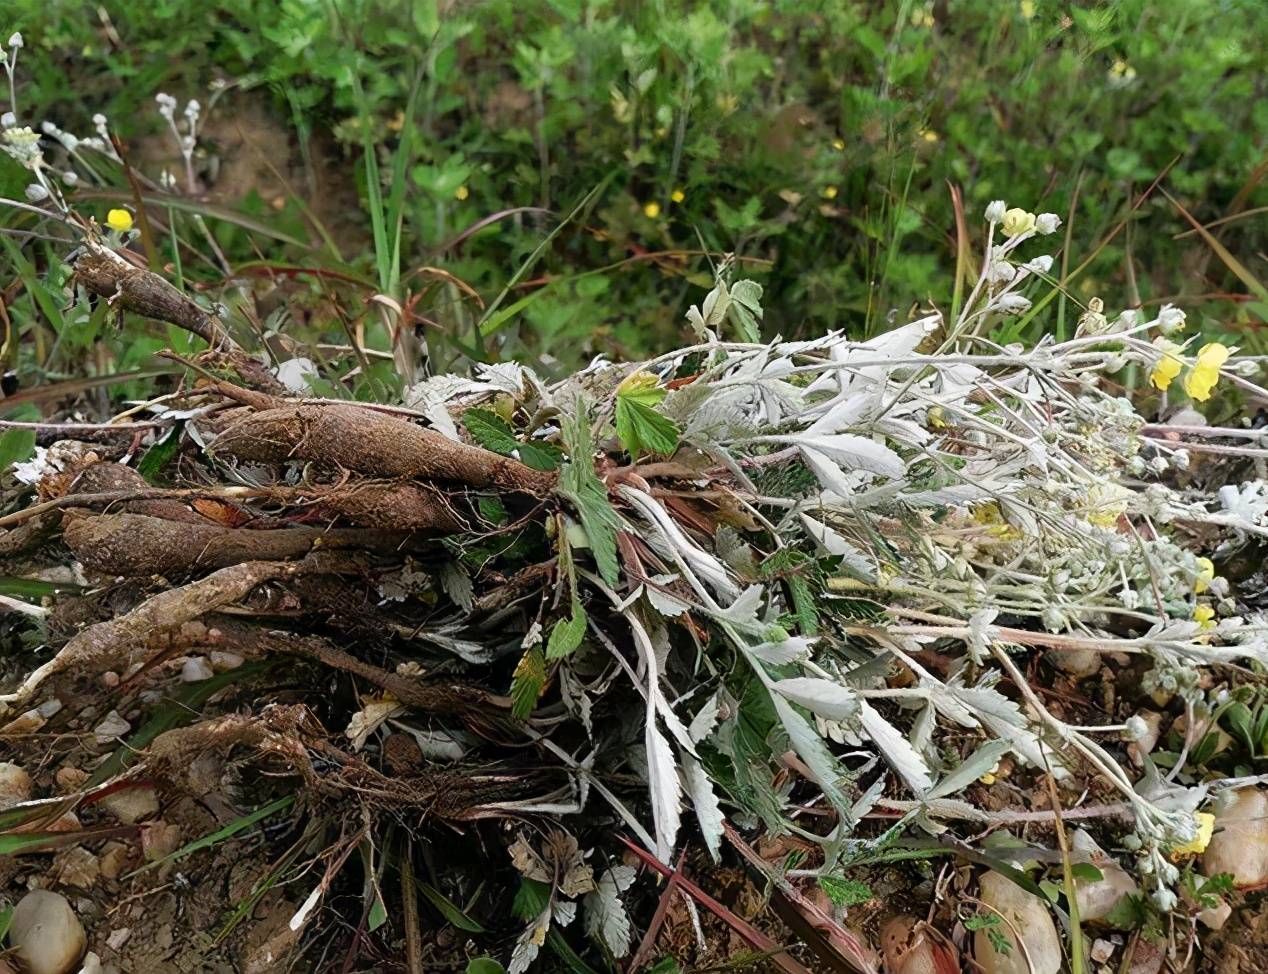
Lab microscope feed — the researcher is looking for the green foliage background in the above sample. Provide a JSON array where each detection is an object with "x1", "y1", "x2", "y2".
[{"x1": 3, "y1": 0, "x2": 1266, "y2": 373}]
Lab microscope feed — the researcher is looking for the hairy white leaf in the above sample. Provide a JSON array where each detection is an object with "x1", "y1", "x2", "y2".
[
  {"x1": 688, "y1": 692, "x2": 722, "y2": 743},
  {"x1": 682, "y1": 754, "x2": 725, "y2": 862},
  {"x1": 858, "y1": 700, "x2": 932, "y2": 794},
  {"x1": 771, "y1": 693, "x2": 848, "y2": 811},
  {"x1": 773, "y1": 677, "x2": 859, "y2": 720},
  {"x1": 584, "y1": 866, "x2": 636, "y2": 957},
  {"x1": 798, "y1": 514, "x2": 876, "y2": 579},
  {"x1": 927, "y1": 739, "x2": 1012, "y2": 800},
  {"x1": 790, "y1": 433, "x2": 905, "y2": 478},
  {"x1": 750, "y1": 635, "x2": 816, "y2": 665},
  {"x1": 646, "y1": 721, "x2": 682, "y2": 862}
]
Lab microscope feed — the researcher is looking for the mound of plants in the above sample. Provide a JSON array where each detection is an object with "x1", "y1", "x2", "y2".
[{"x1": 4, "y1": 39, "x2": 1268, "y2": 974}]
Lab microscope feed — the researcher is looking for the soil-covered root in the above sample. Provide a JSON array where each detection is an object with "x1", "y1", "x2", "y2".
[
  {"x1": 62, "y1": 510, "x2": 422, "y2": 575},
  {"x1": 67, "y1": 461, "x2": 212, "y2": 524},
  {"x1": 273, "y1": 480, "x2": 468, "y2": 533},
  {"x1": 209, "y1": 402, "x2": 557, "y2": 493},
  {"x1": 0, "y1": 554, "x2": 350, "y2": 710}
]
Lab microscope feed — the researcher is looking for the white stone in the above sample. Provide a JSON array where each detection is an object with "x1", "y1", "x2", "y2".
[{"x1": 7, "y1": 890, "x2": 87, "y2": 974}]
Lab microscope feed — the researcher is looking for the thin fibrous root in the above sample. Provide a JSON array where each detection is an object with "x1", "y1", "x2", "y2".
[
  {"x1": 145, "y1": 706, "x2": 526, "y2": 815},
  {"x1": 209, "y1": 402, "x2": 557, "y2": 494},
  {"x1": 0, "y1": 555, "x2": 347, "y2": 711},
  {"x1": 62, "y1": 510, "x2": 422, "y2": 576}
]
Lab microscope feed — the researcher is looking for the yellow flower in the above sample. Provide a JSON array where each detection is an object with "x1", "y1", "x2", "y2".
[
  {"x1": 1000, "y1": 208, "x2": 1036, "y2": 238},
  {"x1": 1195, "y1": 557, "x2": 1215, "y2": 594},
  {"x1": 832, "y1": 138, "x2": 845, "y2": 151},
  {"x1": 106, "y1": 208, "x2": 134, "y2": 232},
  {"x1": 1194, "y1": 604, "x2": 1216, "y2": 629},
  {"x1": 1170, "y1": 812, "x2": 1215, "y2": 857},
  {"x1": 1019, "y1": 0, "x2": 1037, "y2": 19},
  {"x1": 1183, "y1": 342, "x2": 1229, "y2": 402},
  {"x1": 670, "y1": 188, "x2": 685, "y2": 203},
  {"x1": 978, "y1": 772, "x2": 997, "y2": 786},
  {"x1": 454, "y1": 185, "x2": 469, "y2": 201},
  {"x1": 643, "y1": 201, "x2": 661, "y2": 219},
  {"x1": 1150, "y1": 338, "x2": 1184, "y2": 391},
  {"x1": 821, "y1": 185, "x2": 838, "y2": 200},
  {"x1": 920, "y1": 129, "x2": 939, "y2": 143}
]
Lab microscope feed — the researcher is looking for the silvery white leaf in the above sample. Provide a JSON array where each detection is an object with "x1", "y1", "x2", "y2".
[
  {"x1": 645, "y1": 574, "x2": 690, "y2": 617},
  {"x1": 584, "y1": 866, "x2": 636, "y2": 957},
  {"x1": 773, "y1": 678, "x2": 859, "y2": 720},
  {"x1": 688, "y1": 692, "x2": 722, "y2": 743},
  {"x1": 750, "y1": 636, "x2": 816, "y2": 665},
  {"x1": 927, "y1": 739, "x2": 1012, "y2": 800},
  {"x1": 274, "y1": 357, "x2": 318, "y2": 393},
  {"x1": 771, "y1": 694, "x2": 848, "y2": 811},
  {"x1": 858, "y1": 700, "x2": 931, "y2": 794},
  {"x1": 646, "y1": 722, "x2": 682, "y2": 862},
  {"x1": 800, "y1": 447, "x2": 858, "y2": 497},
  {"x1": 682, "y1": 754, "x2": 725, "y2": 862},
  {"x1": 798, "y1": 514, "x2": 875, "y2": 579},
  {"x1": 553, "y1": 900, "x2": 577, "y2": 927},
  {"x1": 508, "y1": 908, "x2": 550, "y2": 974},
  {"x1": 788, "y1": 433, "x2": 905, "y2": 479}
]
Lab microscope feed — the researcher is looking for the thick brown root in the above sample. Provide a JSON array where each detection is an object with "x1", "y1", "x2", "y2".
[
  {"x1": 68, "y1": 462, "x2": 210, "y2": 524},
  {"x1": 62, "y1": 510, "x2": 420, "y2": 576},
  {"x1": 270, "y1": 481, "x2": 466, "y2": 533},
  {"x1": 209, "y1": 403, "x2": 556, "y2": 494}
]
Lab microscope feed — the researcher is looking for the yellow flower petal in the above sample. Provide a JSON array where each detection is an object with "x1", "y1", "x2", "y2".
[
  {"x1": 454, "y1": 185, "x2": 469, "y2": 201},
  {"x1": 1194, "y1": 604, "x2": 1216, "y2": 629},
  {"x1": 643, "y1": 201, "x2": 661, "y2": 219},
  {"x1": 1195, "y1": 557, "x2": 1215, "y2": 594},
  {"x1": 1182, "y1": 343, "x2": 1229, "y2": 402},
  {"x1": 1000, "y1": 208, "x2": 1036, "y2": 238},
  {"x1": 106, "y1": 208, "x2": 133, "y2": 232},
  {"x1": 1150, "y1": 339, "x2": 1183, "y2": 391},
  {"x1": 832, "y1": 138, "x2": 845, "y2": 151},
  {"x1": 821, "y1": 185, "x2": 838, "y2": 200},
  {"x1": 1170, "y1": 812, "x2": 1215, "y2": 857},
  {"x1": 670, "y1": 189, "x2": 685, "y2": 203}
]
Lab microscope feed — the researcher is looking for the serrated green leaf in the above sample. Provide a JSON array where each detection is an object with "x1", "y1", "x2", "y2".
[
  {"x1": 558, "y1": 408, "x2": 621, "y2": 586},
  {"x1": 615, "y1": 397, "x2": 680, "y2": 457},
  {"x1": 510, "y1": 647, "x2": 547, "y2": 719},
  {"x1": 546, "y1": 604, "x2": 587, "y2": 659},
  {"x1": 463, "y1": 408, "x2": 561, "y2": 471},
  {"x1": 818, "y1": 876, "x2": 872, "y2": 907},
  {"x1": 137, "y1": 425, "x2": 183, "y2": 482}
]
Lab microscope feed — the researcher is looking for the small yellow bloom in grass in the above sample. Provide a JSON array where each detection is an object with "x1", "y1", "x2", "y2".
[
  {"x1": 1170, "y1": 812, "x2": 1216, "y2": 857},
  {"x1": 670, "y1": 188, "x2": 685, "y2": 204},
  {"x1": 920, "y1": 129, "x2": 939, "y2": 143},
  {"x1": 1195, "y1": 557, "x2": 1215, "y2": 594},
  {"x1": 643, "y1": 201, "x2": 661, "y2": 219},
  {"x1": 106, "y1": 208, "x2": 133, "y2": 232},
  {"x1": 1019, "y1": 0, "x2": 1037, "y2": 19},
  {"x1": 832, "y1": 138, "x2": 845, "y2": 151},
  {"x1": 1183, "y1": 342, "x2": 1230, "y2": 402},
  {"x1": 1000, "y1": 207, "x2": 1036, "y2": 238},
  {"x1": 454, "y1": 185, "x2": 469, "y2": 201},
  {"x1": 1150, "y1": 338, "x2": 1184, "y2": 391},
  {"x1": 821, "y1": 185, "x2": 838, "y2": 200},
  {"x1": 1194, "y1": 603, "x2": 1216, "y2": 629}
]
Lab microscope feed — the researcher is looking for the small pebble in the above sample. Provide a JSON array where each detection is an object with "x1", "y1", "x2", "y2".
[
  {"x1": 181, "y1": 656, "x2": 215, "y2": 682},
  {"x1": 6, "y1": 889, "x2": 87, "y2": 974},
  {"x1": 1090, "y1": 938, "x2": 1115, "y2": 963},
  {"x1": 55, "y1": 767, "x2": 88, "y2": 794},
  {"x1": 0, "y1": 762, "x2": 33, "y2": 807},
  {"x1": 93, "y1": 711, "x2": 131, "y2": 745},
  {"x1": 105, "y1": 928, "x2": 131, "y2": 951},
  {"x1": 99, "y1": 787, "x2": 159, "y2": 825},
  {"x1": 100, "y1": 672, "x2": 119, "y2": 688},
  {"x1": 209, "y1": 651, "x2": 244, "y2": 671}
]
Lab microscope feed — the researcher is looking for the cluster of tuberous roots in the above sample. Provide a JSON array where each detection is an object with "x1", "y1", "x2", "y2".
[{"x1": 0, "y1": 256, "x2": 575, "y2": 828}]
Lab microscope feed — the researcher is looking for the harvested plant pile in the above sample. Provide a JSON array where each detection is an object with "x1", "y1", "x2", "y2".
[{"x1": 3, "y1": 213, "x2": 1268, "y2": 974}]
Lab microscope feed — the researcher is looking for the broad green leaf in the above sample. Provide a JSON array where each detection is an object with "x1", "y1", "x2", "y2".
[
  {"x1": 614, "y1": 397, "x2": 680, "y2": 457},
  {"x1": 727, "y1": 279, "x2": 764, "y2": 341},
  {"x1": 558, "y1": 409, "x2": 620, "y2": 586},
  {"x1": 0, "y1": 427, "x2": 36, "y2": 469},
  {"x1": 546, "y1": 604, "x2": 587, "y2": 659},
  {"x1": 463, "y1": 408, "x2": 561, "y2": 471}
]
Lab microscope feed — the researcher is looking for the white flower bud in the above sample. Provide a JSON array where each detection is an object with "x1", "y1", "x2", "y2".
[
  {"x1": 23, "y1": 182, "x2": 47, "y2": 201},
  {"x1": 1171, "y1": 449, "x2": 1189, "y2": 470},
  {"x1": 8, "y1": 32, "x2": 23, "y2": 49},
  {"x1": 984, "y1": 199, "x2": 1007, "y2": 223},
  {"x1": 1157, "y1": 304, "x2": 1186, "y2": 334},
  {"x1": 1153, "y1": 887, "x2": 1177, "y2": 912},
  {"x1": 1124, "y1": 714, "x2": 1149, "y2": 741},
  {"x1": 0, "y1": 111, "x2": 13, "y2": 128},
  {"x1": 1036, "y1": 212, "x2": 1062, "y2": 234},
  {"x1": 92, "y1": 113, "x2": 107, "y2": 126},
  {"x1": 997, "y1": 293, "x2": 1032, "y2": 314},
  {"x1": 1024, "y1": 255, "x2": 1053, "y2": 274},
  {"x1": 987, "y1": 260, "x2": 1015, "y2": 285},
  {"x1": 61, "y1": 170, "x2": 77, "y2": 186}
]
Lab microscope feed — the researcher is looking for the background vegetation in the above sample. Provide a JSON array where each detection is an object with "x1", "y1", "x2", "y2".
[{"x1": 3, "y1": 0, "x2": 1266, "y2": 384}]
